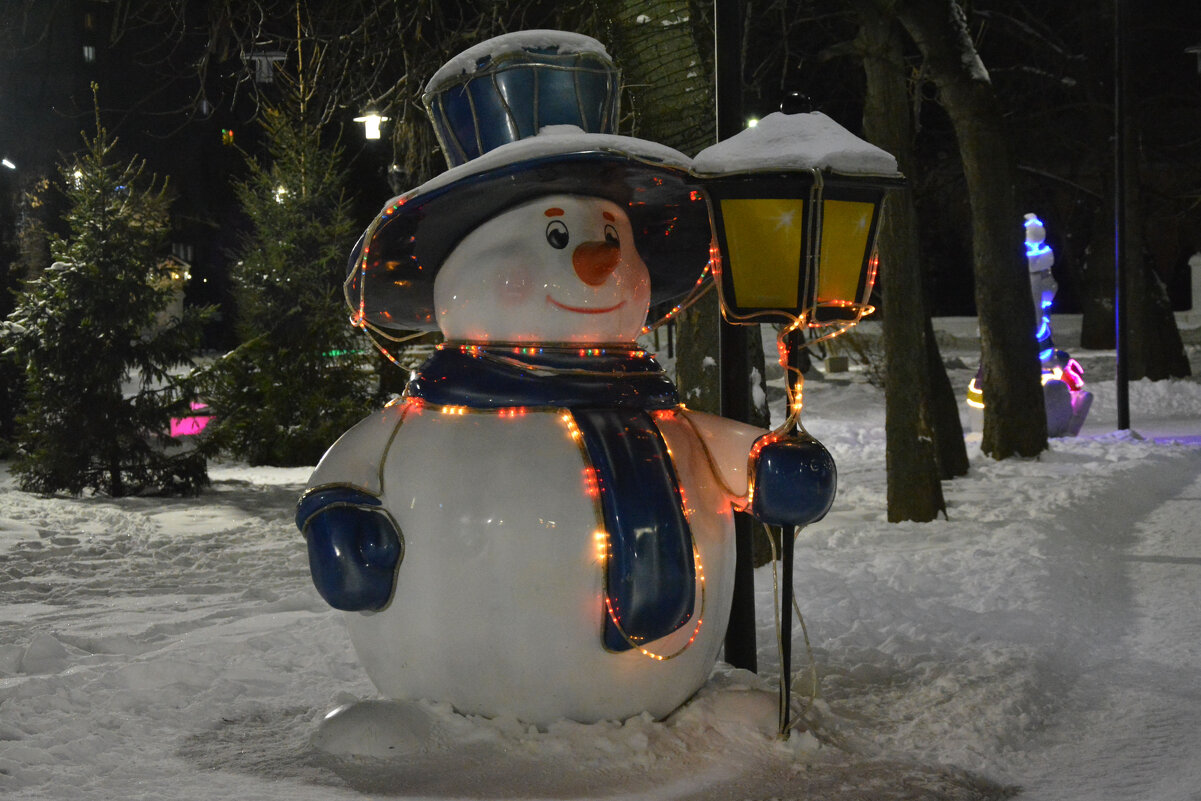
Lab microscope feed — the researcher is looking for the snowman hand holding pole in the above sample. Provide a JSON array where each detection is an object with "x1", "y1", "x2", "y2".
[
  {"x1": 744, "y1": 322, "x2": 838, "y2": 740},
  {"x1": 747, "y1": 322, "x2": 837, "y2": 529}
]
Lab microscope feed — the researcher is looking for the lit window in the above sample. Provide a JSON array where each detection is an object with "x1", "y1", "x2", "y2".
[{"x1": 82, "y1": 45, "x2": 95, "y2": 63}]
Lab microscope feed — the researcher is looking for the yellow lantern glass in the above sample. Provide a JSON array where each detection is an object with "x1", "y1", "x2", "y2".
[
  {"x1": 720, "y1": 197, "x2": 806, "y2": 309},
  {"x1": 698, "y1": 172, "x2": 899, "y2": 327},
  {"x1": 816, "y1": 199, "x2": 876, "y2": 306}
]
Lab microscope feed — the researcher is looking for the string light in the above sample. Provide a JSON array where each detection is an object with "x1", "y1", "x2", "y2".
[
  {"x1": 561, "y1": 411, "x2": 584, "y2": 441},
  {"x1": 593, "y1": 528, "x2": 610, "y2": 563},
  {"x1": 552, "y1": 409, "x2": 705, "y2": 662},
  {"x1": 745, "y1": 432, "x2": 784, "y2": 508},
  {"x1": 582, "y1": 466, "x2": 600, "y2": 498},
  {"x1": 641, "y1": 261, "x2": 713, "y2": 335}
]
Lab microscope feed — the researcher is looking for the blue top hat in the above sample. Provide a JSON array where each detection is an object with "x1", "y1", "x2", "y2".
[
  {"x1": 423, "y1": 30, "x2": 621, "y2": 168},
  {"x1": 346, "y1": 31, "x2": 712, "y2": 334}
]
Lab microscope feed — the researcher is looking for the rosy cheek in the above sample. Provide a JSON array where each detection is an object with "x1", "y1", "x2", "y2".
[
  {"x1": 496, "y1": 265, "x2": 534, "y2": 307},
  {"x1": 616, "y1": 260, "x2": 650, "y2": 300}
]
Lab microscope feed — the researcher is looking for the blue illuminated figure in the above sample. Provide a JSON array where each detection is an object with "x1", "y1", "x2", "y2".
[
  {"x1": 1025, "y1": 213, "x2": 1058, "y2": 368},
  {"x1": 968, "y1": 213, "x2": 1092, "y2": 436}
]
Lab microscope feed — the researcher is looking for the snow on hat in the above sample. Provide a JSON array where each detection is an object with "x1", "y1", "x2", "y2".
[{"x1": 346, "y1": 30, "x2": 711, "y2": 333}]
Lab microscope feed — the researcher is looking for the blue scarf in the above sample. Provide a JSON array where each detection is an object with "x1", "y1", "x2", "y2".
[{"x1": 407, "y1": 345, "x2": 696, "y2": 652}]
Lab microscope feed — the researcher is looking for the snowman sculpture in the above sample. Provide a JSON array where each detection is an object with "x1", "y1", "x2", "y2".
[{"x1": 296, "y1": 31, "x2": 835, "y2": 726}]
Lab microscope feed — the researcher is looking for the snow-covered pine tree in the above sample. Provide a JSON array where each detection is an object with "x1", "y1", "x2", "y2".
[
  {"x1": 1, "y1": 102, "x2": 210, "y2": 496},
  {"x1": 198, "y1": 62, "x2": 373, "y2": 467}
]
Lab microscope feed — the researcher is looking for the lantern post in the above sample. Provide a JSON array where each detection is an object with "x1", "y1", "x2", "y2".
[
  {"x1": 692, "y1": 111, "x2": 903, "y2": 736},
  {"x1": 714, "y1": 0, "x2": 759, "y2": 676}
]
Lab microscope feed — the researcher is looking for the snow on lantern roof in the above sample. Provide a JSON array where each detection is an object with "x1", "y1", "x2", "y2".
[
  {"x1": 691, "y1": 111, "x2": 900, "y2": 177},
  {"x1": 425, "y1": 30, "x2": 612, "y2": 93}
]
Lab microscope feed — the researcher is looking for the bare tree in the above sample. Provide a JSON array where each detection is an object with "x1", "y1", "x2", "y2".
[
  {"x1": 881, "y1": 0, "x2": 1046, "y2": 459},
  {"x1": 855, "y1": 6, "x2": 952, "y2": 521}
]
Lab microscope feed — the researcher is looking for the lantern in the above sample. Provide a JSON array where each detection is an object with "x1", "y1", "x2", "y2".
[
  {"x1": 354, "y1": 107, "x2": 390, "y2": 140},
  {"x1": 691, "y1": 111, "x2": 904, "y2": 335}
]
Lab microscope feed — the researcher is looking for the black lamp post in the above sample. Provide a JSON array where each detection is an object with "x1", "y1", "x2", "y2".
[{"x1": 714, "y1": 0, "x2": 759, "y2": 679}]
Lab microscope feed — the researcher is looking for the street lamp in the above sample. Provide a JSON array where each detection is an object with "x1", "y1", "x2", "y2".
[
  {"x1": 2, "y1": 158, "x2": 14, "y2": 170},
  {"x1": 691, "y1": 109, "x2": 902, "y2": 738},
  {"x1": 354, "y1": 107, "x2": 389, "y2": 140}
]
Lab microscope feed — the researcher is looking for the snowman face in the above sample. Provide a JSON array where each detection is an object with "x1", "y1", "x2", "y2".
[{"x1": 434, "y1": 194, "x2": 651, "y2": 344}]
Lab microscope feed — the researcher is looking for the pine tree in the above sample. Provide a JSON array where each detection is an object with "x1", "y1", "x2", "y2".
[
  {"x1": 199, "y1": 65, "x2": 373, "y2": 467},
  {"x1": 0, "y1": 103, "x2": 210, "y2": 496}
]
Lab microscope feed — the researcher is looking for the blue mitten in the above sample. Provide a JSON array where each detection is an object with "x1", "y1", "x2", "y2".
[
  {"x1": 297, "y1": 489, "x2": 403, "y2": 611},
  {"x1": 750, "y1": 432, "x2": 837, "y2": 527}
]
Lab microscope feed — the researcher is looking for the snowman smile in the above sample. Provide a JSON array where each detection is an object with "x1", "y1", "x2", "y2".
[{"x1": 546, "y1": 295, "x2": 628, "y2": 315}]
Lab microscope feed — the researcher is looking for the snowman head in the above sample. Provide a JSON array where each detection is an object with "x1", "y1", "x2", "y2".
[
  {"x1": 1024, "y1": 213, "x2": 1046, "y2": 246},
  {"x1": 434, "y1": 194, "x2": 651, "y2": 344}
]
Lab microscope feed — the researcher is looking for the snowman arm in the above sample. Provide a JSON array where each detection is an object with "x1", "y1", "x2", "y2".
[
  {"x1": 305, "y1": 400, "x2": 408, "y2": 495},
  {"x1": 296, "y1": 402, "x2": 409, "y2": 612},
  {"x1": 679, "y1": 409, "x2": 837, "y2": 526},
  {"x1": 676, "y1": 409, "x2": 764, "y2": 506}
]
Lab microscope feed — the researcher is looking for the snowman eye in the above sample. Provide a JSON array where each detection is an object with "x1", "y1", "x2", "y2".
[
  {"x1": 604, "y1": 224, "x2": 619, "y2": 246},
  {"x1": 545, "y1": 220, "x2": 569, "y2": 250}
]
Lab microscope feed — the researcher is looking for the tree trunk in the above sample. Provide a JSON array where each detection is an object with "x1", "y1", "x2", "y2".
[
  {"x1": 924, "y1": 316, "x2": 970, "y2": 478},
  {"x1": 610, "y1": 0, "x2": 715, "y2": 156},
  {"x1": 612, "y1": 0, "x2": 720, "y2": 416},
  {"x1": 674, "y1": 291, "x2": 723, "y2": 413},
  {"x1": 892, "y1": 0, "x2": 1046, "y2": 459},
  {"x1": 856, "y1": 6, "x2": 947, "y2": 522},
  {"x1": 1075, "y1": 4, "x2": 1190, "y2": 380},
  {"x1": 1122, "y1": 151, "x2": 1191, "y2": 380}
]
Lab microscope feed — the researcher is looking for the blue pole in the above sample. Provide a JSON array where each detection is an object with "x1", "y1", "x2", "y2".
[{"x1": 1114, "y1": 0, "x2": 1130, "y2": 430}]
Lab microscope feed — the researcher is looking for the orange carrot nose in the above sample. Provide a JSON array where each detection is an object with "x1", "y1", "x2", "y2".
[{"x1": 572, "y1": 241, "x2": 620, "y2": 286}]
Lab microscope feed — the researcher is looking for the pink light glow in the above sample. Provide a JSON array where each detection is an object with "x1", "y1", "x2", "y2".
[{"x1": 169, "y1": 402, "x2": 213, "y2": 438}]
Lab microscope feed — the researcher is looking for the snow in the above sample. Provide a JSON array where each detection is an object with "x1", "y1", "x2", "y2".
[
  {"x1": 398, "y1": 110, "x2": 901, "y2": 215},
  {"x1": 424, "y1": 31, "x2": 610, "y2": 94},
  {"x1": 4, "y1": 322, "x2": 1201, "y2": 800},
  {"x1": 691, "y1": 112, "x2": 901, "y2": 177}
]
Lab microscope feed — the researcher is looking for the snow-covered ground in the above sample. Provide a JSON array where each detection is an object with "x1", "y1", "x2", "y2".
[{"x1": 3, "y1": 323, "x2": 1201, "y2": 801}]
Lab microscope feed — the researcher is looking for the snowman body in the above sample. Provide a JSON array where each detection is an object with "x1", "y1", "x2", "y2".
[
  {"x1": 308, "y1": 397, "x2": 752, "y2": 723},
  {"x1": 303, "y1": 195, "x2": 764, "y2": 724}
]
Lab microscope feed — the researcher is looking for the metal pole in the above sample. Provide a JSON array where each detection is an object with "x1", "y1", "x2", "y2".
[
  {"x1": 715, "y1": 0, "x2": 757, "y2": 674},
  {"x1": 779, "y1": 522, "x2": 794, "y2": 734},
  {"x1": 1114, "y1": 0, "x2": 1130, "y2": 430},
  {"x1": 778, "y1": 327, "x2": 805, "y2": 738}
]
